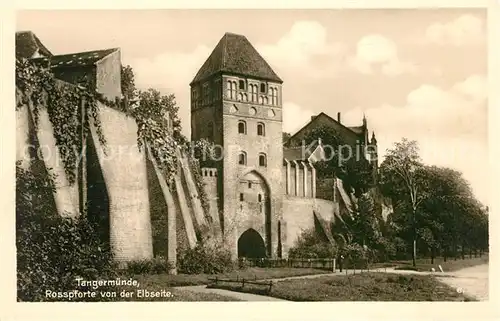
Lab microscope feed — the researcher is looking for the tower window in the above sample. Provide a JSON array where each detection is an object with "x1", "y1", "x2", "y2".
[
  {"x1": 260, "y1": 83, "x2": 266, "y2": 93},
  {"x1": 238, "y1": 120, "x2": 246, "y2": 134},
  {"x1": 259, "y1": 153, "x2": 267, "y2": 167},
  {"x1": 239, "y1": 80, "x2": 245, "y2": 90},
  {"x1": 240, "y1": 193, "x2": 244, "y2": 201},
  {"x1": 238, "y1": 151, "x2": 247, "y2": 165},
  {"x1": 227, "y1": 80, "x2": 237, "y2": 100},
  {"x1": 257, "y1": 123, "x2": 265, "y2": 136},
  {"x1": 258, "y1": 194, "x2": 262, "y2": 202},
  {"x1": 248, "y1": 182, "x2": 252, "y2": 188},
  {"x1": 270, "y1": 87, "x2": 278, "y2": 106},
  {"x1": 251, "y1": 84, "x2": 258, "y2": 102}
]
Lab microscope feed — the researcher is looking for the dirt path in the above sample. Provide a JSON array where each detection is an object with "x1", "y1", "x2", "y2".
[
  {"x1": 436, "y1": 264, "x2": 488, "y2": 301},
  {"x1": 175, "y1": 285, "x2": 287, "y2": 301}
]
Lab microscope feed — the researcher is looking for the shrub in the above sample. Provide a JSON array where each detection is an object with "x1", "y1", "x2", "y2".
[
  {"x1": 288, "y1": 228, "x2": 337, "y2": 259},
  {"x1": 238, "y1": 257, "x2": 251, "y2": 270},
  {"x1": 16, "y1": 163, "x2": 118, "y2": 301},
  {"x1": 177, "y1": 242, "x2": 234, "y2": 274},
  {"x1": 126, "y1": 256, "x2": 174, "y2": 275},
  {"x1": 340, "y1": 243, "x2": 371, "y2": 269}
]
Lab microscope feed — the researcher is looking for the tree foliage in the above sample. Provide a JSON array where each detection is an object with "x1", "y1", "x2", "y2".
[
  {"x1": 380, "y1": 139, "x2": 488, "y2": 263},
  {"x1": 302, "y1": 125, "x2": 373, "y2": 196},
  {"x1": 16, "y1": 162, "x2": 118, "y2": 301},
  {"x1": 16, "y1": 58, "x2": 106, "y2": 185}
]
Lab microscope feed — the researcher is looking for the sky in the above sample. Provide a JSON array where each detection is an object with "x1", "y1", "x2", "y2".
[{"x1": 16, "y1": 9, "x2": 488, "y2": 205}]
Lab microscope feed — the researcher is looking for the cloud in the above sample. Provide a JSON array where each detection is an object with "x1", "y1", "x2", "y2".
[
  {"x1": 257, "y1": 21, "x2": 347, "y2": 79},
  {"x1": 349, "y1": 34, "x2": 417, "y2": 76},
  {"x1": 423, "y1": 14, "x2": 485, "y2": 46},
  {"x1": 341, "y1": 74, "x2": 488, "y2": 204},
  {"x1": 124, "y1": 45, "x2": 212, "y2": 137},
  {"x1": 282, "y1": 102, "x2": 316, "y2": 134}
]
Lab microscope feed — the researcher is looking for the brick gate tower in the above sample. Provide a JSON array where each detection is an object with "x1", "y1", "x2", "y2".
[{"x1": 190, "y1": 32, "x2": 284, "y2": 259}]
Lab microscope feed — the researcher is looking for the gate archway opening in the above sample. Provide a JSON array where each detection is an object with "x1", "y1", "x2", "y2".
[{"x1": 238, "y1": 228, "x2": 266, "y2": 258}]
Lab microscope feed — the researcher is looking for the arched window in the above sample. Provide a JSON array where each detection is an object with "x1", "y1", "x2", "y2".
[
  {"x1": 243, "y1": 93, "x2": 248, "y2": 102},
  {"x1": 260, "y1": 83, "x2": 266, "y2": 93},
  {"x1": 259, "y1": 96, "x2": 263, "y2": 104},
  {"x1": 226, "y1": 80, "x2": 232, "y2": 99},
  {"x1": 258, "y1": 194, "x2": 262, "y2": 202},
  {"x1": 231, "y1": 81, "x2": 236, "y2": 99},
  {"x1": 257, "y1": 123, "x2": 265, "y2": 136},
  {"x1": 264, "y1": 96, "x2": 269, "y2": 105},
  {"x1": 238, "y1": 120, "x2": 246, "y2": 134},
  {"x1": 258, "y1": 153, "x2": 267, "y2": 167},
  {"x1": 251, "y1": 84, "x2": 258, "y2": 102},
  {"x1": 270, "y1": 87, "x2": 277, "y2": 106},
  {"x1": 238, "y1": 92, "x2": 243, "y2": 101},
  {"x1": 238, "y1": 151, "x2": 247, "y2": 165},
  {"x1": 239, "y1": 80, "x2": 245, "y2": 90}
]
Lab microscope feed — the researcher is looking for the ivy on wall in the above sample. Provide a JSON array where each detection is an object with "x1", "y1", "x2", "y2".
[
  {"x1": 130, "y1": 89, "x2": 180, "y2": 184},
  {"x1": 16, "y1": 59, "x2": 215, "y2": 223},
  {"x1": 16, "y1": 58, "x2": 106, "y2": 185},
  {"x1": 186, "y1": 139, "x2": 218, "y2": 223}
]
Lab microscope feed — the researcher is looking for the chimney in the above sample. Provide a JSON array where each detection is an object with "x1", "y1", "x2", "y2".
[{"x1": 337, "y1": 112, "x2": 341, "y2": 123}]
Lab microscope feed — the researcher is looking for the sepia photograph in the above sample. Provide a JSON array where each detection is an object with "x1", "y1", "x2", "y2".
[{"x1": 12, "y1": 7, "x2": 490, "y2": 306}]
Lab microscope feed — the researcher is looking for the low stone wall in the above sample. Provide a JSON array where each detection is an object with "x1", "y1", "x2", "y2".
[{"x1": 282, "y1": 196, "x2": 337, "y2": 257}]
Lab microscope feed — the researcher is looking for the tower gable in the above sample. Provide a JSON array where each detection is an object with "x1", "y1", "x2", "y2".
[{"x1": 191, "y1": 32, "x2": 282, "y2": 85}]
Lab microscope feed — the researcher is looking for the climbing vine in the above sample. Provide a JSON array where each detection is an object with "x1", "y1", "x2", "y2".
[
  {"x1": 15, "y1": 58, "x2": 106, "y2": 185},
  {"x1": 186, "y1": 139, "x2": 218, "y2": 222},
  {"x1": 130, "y1": 89, "x2": 181, "y2": 184},
  {"x1": 16, "y1": 59, "x2": 215, "y2": 220}
]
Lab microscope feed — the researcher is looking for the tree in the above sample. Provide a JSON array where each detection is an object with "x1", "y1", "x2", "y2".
[
  {"x1": 380, "y1": 138, "x2": 426, "y2": 267},
  {"x1": 303, "y1": 125, "x2": 373, "y2": 195},
  {"x1": 349, "y1": 193, "x2": 380, "y2": 248},
  {"x1": 121, "y1": 64, "x2": 136, "y2": 102},
  {"x1": 282, "y1": 132, "x2": 291, "y2": 146}
]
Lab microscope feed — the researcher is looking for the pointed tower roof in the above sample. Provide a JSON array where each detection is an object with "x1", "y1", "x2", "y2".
[{"x1": 190, "y1": 32, "x2": 282, "y2": 85}]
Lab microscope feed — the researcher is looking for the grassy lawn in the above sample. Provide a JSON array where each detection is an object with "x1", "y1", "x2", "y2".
[
  {"x1": 128, "y1": 267, "x2": 330, "y2": 288},
  {"x1": 105, "y1": 267, "x2": 328, "y2": 301},
  {"x1": 387, "y1": 255, "x2": 488, "y2": 272},
  {"x1": 209, "y1": 273, "x2": 474, "y2": 301}
]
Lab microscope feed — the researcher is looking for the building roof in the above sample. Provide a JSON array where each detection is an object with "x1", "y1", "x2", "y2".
[
  {"x1": 287, "y1": 112, "x2": 366, "y2": 144},
  {"x1": 191, "y1": 32, "x2": 282, "y2": 85},
  {"x1": 348, "y1": 125, "x2": 365, "y2": 135},
  {"x1": 47, "y1": 48, "x2": 119, "y2": 68},
  {"x1": 16, "y1": 31, "x2": 53, "y2": 59}
]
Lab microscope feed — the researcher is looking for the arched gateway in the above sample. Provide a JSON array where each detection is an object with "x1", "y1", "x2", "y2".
[
  {"x1": 236, "y1": 170, "x2": 272, "y2": 257},
  {"x1": 238, "y1": 228, "x2": 266, "y2": 258}
]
